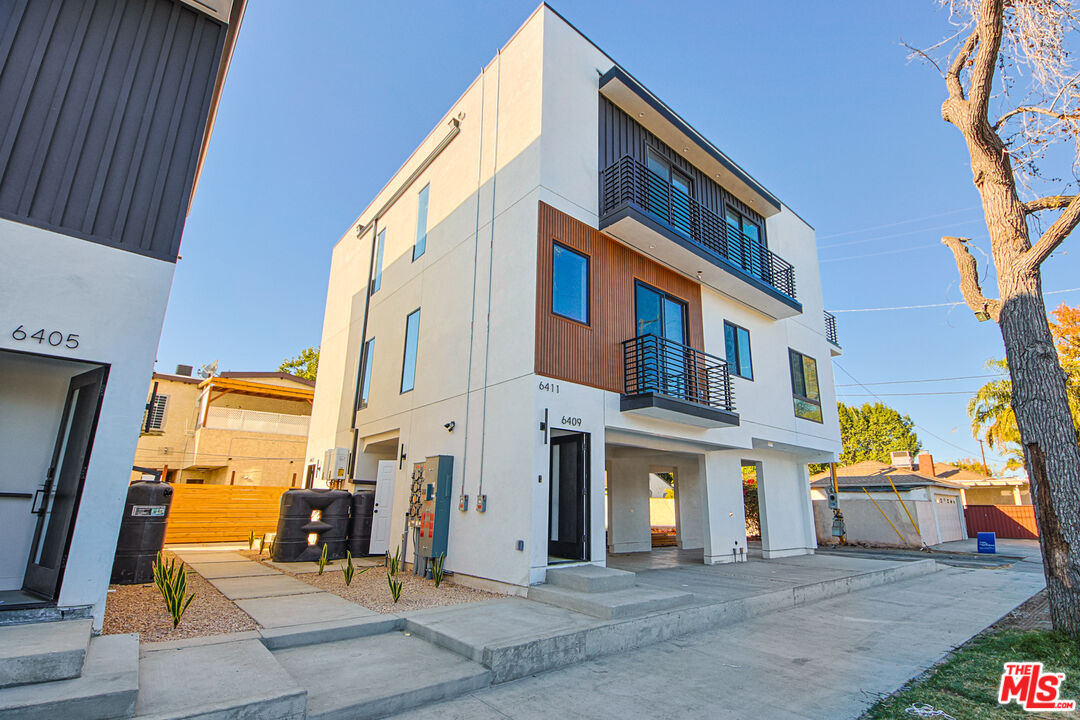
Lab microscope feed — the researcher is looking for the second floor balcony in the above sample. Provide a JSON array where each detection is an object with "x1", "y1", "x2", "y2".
[
  {"x1": 621, "y1": 334, "x2": 739, "y2": 428},
  {"x1": 600, "y1": 155, "x2": 802, "y2": 319},
  {"x1": 202, "y1": 407, "x2": 310, "y2": 436}
]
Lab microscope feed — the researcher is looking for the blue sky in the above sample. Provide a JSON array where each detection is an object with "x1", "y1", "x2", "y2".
[{"x1": 158, "y1": 1, "x2": 1080, "y2": 469}]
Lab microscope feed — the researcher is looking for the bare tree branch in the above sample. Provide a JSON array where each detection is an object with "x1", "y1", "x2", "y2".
[
  {"x1": 902, "y1": 41, "x2": 945, "y2": 77},
  {"x1": 969, "y1": 0, "x2": 1005, "y2": 115},
  {"x1": 946, "y1": 30, "x2": 980, "y2": 101},
  {"x1": 993, "y1": 105, "x2": 1077, "y2": 130},
  {"x1": 1025, "y1": 195, "x2": 1079, "y2": 212},
  {"x1": 1021, "y1": 194, "x2": 1080, "y2": 271},
  {"x1": 942, "y1": 236, "x2": 1002, "y2": 321}
]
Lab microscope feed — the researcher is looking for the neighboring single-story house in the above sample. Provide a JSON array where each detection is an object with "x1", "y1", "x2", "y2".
[{"x1": 810, "y1": 452, "x2": 968, "y2": 547}]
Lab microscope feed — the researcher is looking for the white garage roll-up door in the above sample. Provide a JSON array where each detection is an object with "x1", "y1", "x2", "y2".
[{"x1": 934, "y1": 494, "x2": 964, "y2": 543}]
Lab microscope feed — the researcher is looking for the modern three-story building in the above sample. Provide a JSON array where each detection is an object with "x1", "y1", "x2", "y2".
[
  {"x1": 306, "y1": 4, "x2": 841, "y2": 592},
  {"x1": 0, "y1": 0, "x2": 243, "y2": 627}
]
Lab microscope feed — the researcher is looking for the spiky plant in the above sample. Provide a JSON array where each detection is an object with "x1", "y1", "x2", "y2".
[
  {"x1": 317, "y1": 543, "x2": 328, "y2": 575},
  {"x1": 152, "y1": 552, "x2": 195, "y2": 629},
  {"x1": 431, "y1": 553, "x2": 446, "y2": 588},
  {"x1": 387, "y1": 571, "x2": 403, "y2": 603},
  {"x1": 248, "y1": 530, "x2": 255, "y2": 550}
]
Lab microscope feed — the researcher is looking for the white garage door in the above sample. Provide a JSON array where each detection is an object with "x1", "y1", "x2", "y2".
[{"x1": 934, "y1": 494, "x2": 964, "y2": 542}]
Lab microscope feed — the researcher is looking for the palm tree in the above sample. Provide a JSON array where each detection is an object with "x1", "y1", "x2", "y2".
[{"x1": 970, "y1": 358, "x2": 1080, "y2": 470}]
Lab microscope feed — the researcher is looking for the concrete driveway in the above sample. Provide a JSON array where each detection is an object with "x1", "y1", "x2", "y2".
[{"x1": 390, "y1": 560, "x2": 1045, "y2": 720}]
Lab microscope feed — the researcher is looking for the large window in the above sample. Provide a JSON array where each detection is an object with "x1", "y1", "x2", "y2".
[
  {"x1": 788, "y1": 349, "x2": 822, "y2": 422},
  {"x1": 646, "y1": 148, "x2": 692, "y2": 236},
  {"x1": 413, "y1": 185, "x2": 429, "y2": 261},
  {"x1": 400, "y1": 309, "x2": 421, "y2": 393},
  {"x1": 551, "y1": 242, "x2": 589, "y2": 324},
  {"x1": 725, "y1": 207, "x2": 765, "y2": 279},
  {"x1": 724, "y1": 322, "x2": 753, "y2": 380},
  {"x1": 359, "y1": 339, "x2": 374, "y2": 408},
  {"x1": 372, "y1": 228, "x2": 386, "y2": 294}
]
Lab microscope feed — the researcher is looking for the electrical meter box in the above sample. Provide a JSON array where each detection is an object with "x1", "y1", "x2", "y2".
[
  {"x1": 411, "y1": 455, "x2": 453, "y2": 561},
  {"x1": 322, "y1": 447, "x2": 349, "y2": 484}
]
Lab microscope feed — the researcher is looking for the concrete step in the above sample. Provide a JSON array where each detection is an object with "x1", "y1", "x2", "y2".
[
  {"x1": 0, "y1": 618, "x2": 91, "y2": 688},
  {"x1": 527, "y1": 583, "x2": 694, "y2": 619},
  {"x1": 546, "y1": 565, "x2": 635, "y2": 593},
  {"x1": 271, "y1": 631, "x2": 492, "y2": 719},
  {"x1": 0, "y1": 633, "x2": 138, "y2": 720},
  {"x1": 259, "y1": 614, "x2": 402, "y2": 651},
  {"x1": 134, "y1": 638, "x2": 306, "y2": 719}
]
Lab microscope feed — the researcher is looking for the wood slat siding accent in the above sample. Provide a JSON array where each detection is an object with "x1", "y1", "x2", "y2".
[
  {"x1": 163, "y1": 484, "x2": 288, "y2": 544},
  {"x1": 964, "y1": 504, "x2": 1039, "y2": 540},
  {"x1": 598, "y1": 96, "x2": 766, "y2": 243},
  {"x1": 0, "y1": 0, "x2": 226, "y2": 263},
  {"x1": 535, "y1": 202, "x2": 704, "y2": 394}
]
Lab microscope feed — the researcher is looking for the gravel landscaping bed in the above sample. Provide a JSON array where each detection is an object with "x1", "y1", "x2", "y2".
[
  {"x1": 103, "y1": 554, "x2": 257, "y2": 642},
  {"x1": 241, "y1": 551, "x2": 500, "y2": 613}
]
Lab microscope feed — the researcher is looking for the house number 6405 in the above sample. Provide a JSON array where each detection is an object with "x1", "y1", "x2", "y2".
[{"x1": 12, "y1": 325, "x2": 79, "y2": 349}]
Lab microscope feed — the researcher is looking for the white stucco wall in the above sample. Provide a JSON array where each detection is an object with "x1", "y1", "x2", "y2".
[{"x1": 0, "y1": 219, "x2": 175, "y2": 627}]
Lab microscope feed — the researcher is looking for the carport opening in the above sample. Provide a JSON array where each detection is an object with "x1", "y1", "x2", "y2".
[
  {"x1": 648, "y1": 470, "x2": 677, "y2": 548},
  {"x1": 742, "y1": 461, "x2": 763, "y2": 548}
]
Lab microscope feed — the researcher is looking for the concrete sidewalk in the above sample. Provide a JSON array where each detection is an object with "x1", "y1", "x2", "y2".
[{"x1": 389, "y1": 562, "x2": 1046, "y2": 720}]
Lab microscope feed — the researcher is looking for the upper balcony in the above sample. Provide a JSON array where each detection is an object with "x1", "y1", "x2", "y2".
[
  {"x1": 203, "y1": 407, "x2": 310, "y2": 436},
  {"x1": 600, "y1": 155, "x2": 801, "y2": 319},
  {"x1": 621, "y1": 334, "x2": 739, "y2": 428}
]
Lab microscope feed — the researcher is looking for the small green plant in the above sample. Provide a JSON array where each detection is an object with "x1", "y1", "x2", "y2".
[
  {"x1": 268, "y1": 537, "x2": 276, "y2": 558},
  {"x1": 342, "y1": 550, "x2": 370, "y2": 586},
  {"x1": 258, "y1": 535, "x2": 266, "y2": 555},
  {"x1": 152, "y1": 552, "x2": 195, "y2": 629},
  {"x1": 317, "y1": 543, "x2": 328, "y2": 575},
  {"x1": 431, "y1": 553, "x2": 446, "y2": 588},
  {"x1": 248, "y1": 530, "x2": 255, "y2": 550},
  {"x1": 386, "y1": 546, "x2": 401, "y2": 576},
  {"x1": 387, "y1": 571, "x2": 403, "y2": 603}
]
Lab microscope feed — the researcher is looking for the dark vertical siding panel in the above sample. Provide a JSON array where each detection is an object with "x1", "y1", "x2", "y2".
[
  {"x1": 535, "y1": 202, "x2": 704, "y2": 394},
  {"x1": 599, "y1": 96, "x2": 767, "y2": 246},
  {"x1": 0, "y1": 0, "x2": 226, "y2": 263}
]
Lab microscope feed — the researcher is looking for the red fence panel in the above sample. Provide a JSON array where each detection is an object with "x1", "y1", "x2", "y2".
[{"x1": 964, "y1": 505, "x2": 1039, "y2": 540}]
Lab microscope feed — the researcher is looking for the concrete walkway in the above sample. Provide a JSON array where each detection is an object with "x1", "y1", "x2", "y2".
[{"x1": 388, "y1": 561, "x2": 1046, "y2": 720}]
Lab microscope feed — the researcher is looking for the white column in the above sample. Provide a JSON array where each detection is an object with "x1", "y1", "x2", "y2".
[
  {"x1": 673, "y1": 456, "x2": 703, "y2": 550},
  {"x1": 757, "y1": 455, "x2": 815, "y2": 559},
  {"x1": 701, "y1": 452, "x2": 746, "y2": 564},
  {"x1": 607, "y1": 458, "x2": 651, "y2": 553}
]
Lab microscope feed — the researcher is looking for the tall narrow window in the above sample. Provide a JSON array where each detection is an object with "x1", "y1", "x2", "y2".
[
  {"x1": 359, "y1": 339, "x2": 374, "y2": 408},
  {"x1": 413, "y1": 185, "x2": 429, "y2": 261},
  {"x1": 551, "y1": 242, "x2": 589, "y2": 324},
  {"x1": 788, "y1": 349, "x2": 822, "y2": 422},
  {"x1": 724, "y1": 322, "x2": 753, "y2": 380},
  {"x1": 401, "y1": 309, "x2": 421, "y2": 393},
  {"x1": 372, "y1": 229, "x2": 386, "y2": 294}
]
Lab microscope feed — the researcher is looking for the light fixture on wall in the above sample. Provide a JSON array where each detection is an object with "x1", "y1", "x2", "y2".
[{"x1": 444, "y1": 421, "x2": 456, "y2": 433}]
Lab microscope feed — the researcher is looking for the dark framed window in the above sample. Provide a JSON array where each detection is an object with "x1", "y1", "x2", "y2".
[
  {"x1": 401, "y1": 309, "x2": 421, "y2": 393},
  {"x1": 788, "y1": 348, "x2": 822, "y2": 422},
  {"x1": 413, "y1": 184, "x2": 429, "y2": 261},
  {"x1": 372, "y1": 228, "x2": 386, "y2": 294},
  {"x1": 359, "y1": 339, "x2": 374, "y2": 408},
  {"x1": 724, "y1": 322, "x2": 753, "y2": 380},
  {"x1": 551, "y1": 241, "x2": 589, "y2": 324},
  {"x1": 646, "y1": 148, "x2": 692, "y2": 197}
]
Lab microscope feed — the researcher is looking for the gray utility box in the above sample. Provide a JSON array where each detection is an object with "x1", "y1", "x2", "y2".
[{"x1": 410, "y1": 455, "x2": 453, "y2": 563}]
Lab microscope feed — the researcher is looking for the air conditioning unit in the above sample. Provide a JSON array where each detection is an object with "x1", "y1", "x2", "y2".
[
  {"x1": 890, "y1": 451, "x2": 914, "y2": 469},
  {"x1": 322, "y1": 447, "x2": 350, "y2": 482}
]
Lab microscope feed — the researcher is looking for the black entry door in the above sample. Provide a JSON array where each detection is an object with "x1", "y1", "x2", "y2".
[
  {"x1": 24, "y1": 366, "x2": 107, "y2": 600},
  {"x1": 549, "y1": 433, "x2": 589, "y2": 561}
]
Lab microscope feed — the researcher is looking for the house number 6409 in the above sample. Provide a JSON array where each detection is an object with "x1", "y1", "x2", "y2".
[{"x1": 12, "y1": 325, "x2": 79, "y2": 349}]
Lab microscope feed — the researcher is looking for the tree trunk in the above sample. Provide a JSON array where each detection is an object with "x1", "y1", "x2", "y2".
[{"x1": 999, "y1": 283, "x2": 1080, "y2": 634}]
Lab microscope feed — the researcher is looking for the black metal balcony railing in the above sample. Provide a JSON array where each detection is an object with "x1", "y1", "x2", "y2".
[
  {"x1": 824, "y1": 310, "x2": 839, "y2": 345},
  {"x1": 623, "y1": 334, "x2": 735, "y2": 412},
  {"x1": 601, "y1": 155, "x2": 797, "y2": 300}
]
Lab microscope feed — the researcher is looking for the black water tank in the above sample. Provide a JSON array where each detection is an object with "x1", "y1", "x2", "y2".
[
  {"x1": 348, "y1": 490, "x2": 375, "y2": 556},
  {"x1": 111, "y1": 480, "x2": 174, "y2": 584},
  {"x1": 272, "y1": 489, "x2": 351, "y2": 562}
]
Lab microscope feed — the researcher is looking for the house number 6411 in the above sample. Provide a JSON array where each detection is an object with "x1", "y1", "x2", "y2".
[{"x1": 12, "y1": 325, "x2": 79, "y2": 349}]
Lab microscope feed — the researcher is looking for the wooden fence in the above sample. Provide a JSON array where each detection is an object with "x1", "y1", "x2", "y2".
[
  {"x1": 163, "y1": 484, "x2": 288, "y2": 544},
  {"x1": 964, "y1": 504, "x2": 1039, "y2": 540}
]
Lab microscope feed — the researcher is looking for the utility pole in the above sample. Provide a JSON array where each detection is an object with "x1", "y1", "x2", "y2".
[
  {"x1": 978, "y1": 439, "x2": 988, "y2": 474},
  {"x1": 829, "y1": 462, "x2": 846, "y2": 544}
]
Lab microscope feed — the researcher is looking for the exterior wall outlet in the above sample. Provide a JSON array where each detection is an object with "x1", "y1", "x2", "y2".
[
  {"x1": 476, "y1": 494, "x2": 487, "y2": 512},
  {"x1": 516, "y1": 540, "x2": 525, "y2": 551},
  {"x1": 458, "y1": 494, "x2": 468, "y2": 511}
]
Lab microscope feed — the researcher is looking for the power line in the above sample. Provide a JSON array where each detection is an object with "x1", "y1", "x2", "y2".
[
  {"x1": 838, "y1": 390, "x2": 980, "y2": 397},
  {"x1": 830, "y1": 286, "x2": 1080, "y2": 313},
  {"x1": 833, "y1": 361, "x2": 980, "y2": 457},
  {"x1": 818, "y1": 217, "x2": 985, "y2": 250},
  {"x1": 836, "y1": 374, "x2": 997, "y2": 387},
  {"x1": 816, "y1": 205, "x2": 983, "y2": 240}
]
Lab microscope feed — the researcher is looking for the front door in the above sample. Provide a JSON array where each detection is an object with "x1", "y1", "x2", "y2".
[
  {"x1": 368, "y1": 460, "x2": 396, "y2": 555},
  {"x1": 24, "y1": 366, "x2": 107, "y2": 600},
  {"x1": 549, "y1": 433, "x2": 589, "y2": 561}
]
